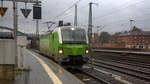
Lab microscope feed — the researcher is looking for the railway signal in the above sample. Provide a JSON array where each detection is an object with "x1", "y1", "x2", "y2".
[
  {"x1": 33, "y1": 3, "x2": 42, "y2": 50},
  {"x1": 20, "y1": 2, "x2": 32, "y2": 18},
  {"x1": 33, "y1": 3, "x2": 42, "y2": 19},
  {"x1": 21, "y1": 8, "x2": 31, "y2": 18},
  {"x1": 0, "y1": 7, "x2": 8, "y2": 17}
]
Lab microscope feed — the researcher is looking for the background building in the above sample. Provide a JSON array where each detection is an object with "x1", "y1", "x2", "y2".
[{"x1": 115, "y1": 26, "x2": 150, "y2": 49}]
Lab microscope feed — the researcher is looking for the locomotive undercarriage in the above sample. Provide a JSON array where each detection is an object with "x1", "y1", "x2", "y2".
[{"x1": 59, "y1": 55, "x2": 89, "y2": 68}]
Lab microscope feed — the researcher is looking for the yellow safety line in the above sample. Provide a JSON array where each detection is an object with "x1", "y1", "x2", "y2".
[{"x1": 27, "y1": 50, "x2": 63, "y2": 84}]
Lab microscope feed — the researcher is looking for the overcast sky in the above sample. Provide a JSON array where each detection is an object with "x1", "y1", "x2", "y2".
[{"x1": 0, "y1": 0, "x2": 150, "y2": 34}]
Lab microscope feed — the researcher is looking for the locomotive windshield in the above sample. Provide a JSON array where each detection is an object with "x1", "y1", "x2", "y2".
[{"x1": 61, "y1": 29, "x2": 87, "y2": 44}]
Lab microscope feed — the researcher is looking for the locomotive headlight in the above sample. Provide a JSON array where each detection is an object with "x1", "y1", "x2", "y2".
[
  {"x1": 59, "y1": 49, "x2": 63, "y2": 54},
  {"x1": 86, "y1": 50, "x2": 88, "y2": 54},
  {"x1": 71, "y1": 27, "x2": 75, "y2": 31},
  {"x1": 58, "y1": 48, "x2": 63, "y2": 54}
]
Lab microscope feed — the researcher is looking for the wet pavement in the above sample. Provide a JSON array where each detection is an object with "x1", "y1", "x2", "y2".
[{"x1": 0, "y1": 48, "x2": 84, "y2": 84}]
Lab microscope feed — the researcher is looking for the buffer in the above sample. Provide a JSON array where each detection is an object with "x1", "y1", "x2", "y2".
[
  {"x1": 0, "y1": 7, "x2": 8, "y2": 17},
  {"x1": 21, "y1": 8, "x2": 32, "y2": 18}
]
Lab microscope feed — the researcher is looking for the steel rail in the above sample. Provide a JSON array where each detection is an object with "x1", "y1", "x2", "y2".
[
  {"x1": 78, "y1": 69, "x2": 111, "y2": 84},
  {"x1": 92, "y1": 61, "x2": 150, "y2": 81},
  {"x1": 94, "y1": 58, "x2": 150, "y2": 69}
]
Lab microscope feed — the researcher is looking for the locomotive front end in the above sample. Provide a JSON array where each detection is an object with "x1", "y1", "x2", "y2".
[{"x1": 58, "y1": 27, "x2": 89, "y2": 67}]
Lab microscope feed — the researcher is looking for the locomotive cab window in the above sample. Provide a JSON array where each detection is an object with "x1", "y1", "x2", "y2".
[{"x1": 61, "y1": 29, "x2": 87, "y2": 44}]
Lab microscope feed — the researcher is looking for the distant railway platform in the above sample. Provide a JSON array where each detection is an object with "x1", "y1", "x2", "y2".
[{"x1": 0, "y1": 48, "x2": 84, "y2": 84}]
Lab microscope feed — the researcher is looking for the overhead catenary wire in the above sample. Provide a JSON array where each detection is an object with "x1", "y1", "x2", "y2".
[
  {"x1": 91, "y1": 0, "x2": 150, "y2": 31},
  {"x1": 52, "y1": 0, "x2": 84, "y2": 21},
  {"x1": 99, "y1": 17, "x2": 150, "y2": 32},
  {"x1": 75, "y1": 0, "x2": 148, "y2": 30},
  {"x1": 98, "y1": 10, "x2": 150, "y2": 28},
  {"x1": 96, "y1": 15, "x2": 150, "y2": 31},
  {"x1": 78, "y1": 0, "x2": 149, "y2": 28},
  {"x1": 94, "y1": 0, "x2": 146, "y2": 21}
]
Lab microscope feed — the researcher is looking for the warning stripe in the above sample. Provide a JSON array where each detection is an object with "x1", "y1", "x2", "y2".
[{"x1": 27, "y1": 50, "x2": 63, "y2": 84}]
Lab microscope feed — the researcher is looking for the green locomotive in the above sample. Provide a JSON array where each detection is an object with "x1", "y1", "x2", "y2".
[{"x1": 40, "y1": 26, "x2": 89, "y2": 67}]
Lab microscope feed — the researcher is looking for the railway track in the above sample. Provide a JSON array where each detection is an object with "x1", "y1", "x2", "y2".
[
  {"x1": 75, "y1": 66, "x2": 135, "y2": 84},
  {"x1": 93, "y1": 49, "x2": 150, "y2": 56},
  {"x1": 94, "y1": 51, "x2": 150, "y2": 65},
  {"x1": 78, "y1": 69, "x2": 111, "y2": 84},
  {"x1": 95, "y1": 58, "x2": 150, "y2": 69},
  {"x1": 67, "y1": 68, "x2": 112, "y2": 84},
  {"x1": 93, "y1": 60, "x2": 150, "y2": 81},
  {"x1": 94, "y1": 53, "x2": 150, "y2": 68}
]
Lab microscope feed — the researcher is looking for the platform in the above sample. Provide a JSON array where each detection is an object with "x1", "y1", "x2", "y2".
[{"x1": 0, "y1": 48, "x2": 84, "y2": 84}]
